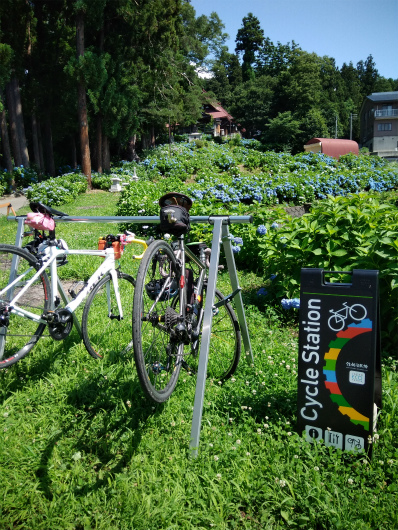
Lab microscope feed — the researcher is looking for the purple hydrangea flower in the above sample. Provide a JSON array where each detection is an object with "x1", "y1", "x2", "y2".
[{"x1": 256, "y1": 225, "x2": 267, "y2": 235}]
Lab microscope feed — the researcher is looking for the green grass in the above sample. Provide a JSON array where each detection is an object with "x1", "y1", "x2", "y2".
[{"x1": 1, "y1": 192, "x2": 398, "y2": 529}]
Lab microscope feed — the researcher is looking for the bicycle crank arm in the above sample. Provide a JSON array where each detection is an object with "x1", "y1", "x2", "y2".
[{"x1": 213, "y1": 288, "x2": 241, "y2": 308}]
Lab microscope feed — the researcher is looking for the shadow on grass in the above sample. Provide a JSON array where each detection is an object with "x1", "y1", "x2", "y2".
[
  {"x1": 35, "y1": 360, "x2": 162, "y2": 500},
  {"x1": 0, "y1": 331, "x2": 82, "y2": 404}
]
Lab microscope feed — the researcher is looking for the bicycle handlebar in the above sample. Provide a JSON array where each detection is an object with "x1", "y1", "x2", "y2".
[{"x1": 9, "y1": 215, "x2": 253, "y2": 225}]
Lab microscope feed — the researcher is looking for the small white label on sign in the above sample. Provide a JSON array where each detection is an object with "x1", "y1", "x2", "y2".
[
  {"x1": 325, "y1": 430, "x2": 344, "y2": 449},
  {"x1": 305, "y1": 425, "x2": 323, "y2": 442},
  {"x1": 349, "y1": 370, "x2": 365, "y2": 385},
  {"x1": 345, "y1": 434, "x2": 365, "y2": 452}
]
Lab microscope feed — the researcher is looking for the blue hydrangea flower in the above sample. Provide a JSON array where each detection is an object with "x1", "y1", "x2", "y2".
[
  {"x1": 257, "y1": 287, "x2": 268, "y2": 296},
  {"x1": 232, "y1": 245, "x2": 241, "y2": 254},
  {"x1": 281, "y1": 298, "x2": 300, "y2": 310},
  {"x1": 271, "y1": 222, "x2": 279, "y2": 229},
  {"x1": 257, "y1": 225, "x2": 267, "y2": 235},
  {"x1": 232, "y1": 236, "x2": 243, "y2": 245},
  {"x1": 270, "y1": 274, "x2": 277, "y2": 281}
]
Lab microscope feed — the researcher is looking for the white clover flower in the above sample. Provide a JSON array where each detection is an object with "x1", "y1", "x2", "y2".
[
  {"x1": 287, "y1": 432, "x2": 292, "y2": 436},
  {"x1": 279, "y1": 480, "x2": 286, "y2": 488},
  {"x1": 314, "y1": 466, "x2": 319, "y2": 471},
  {"x1": 258, "y1": 428, "x2": 262, "y2": 433},
  {"x1": 252, "y1": 390, "x2": 257, "y2": 395},
  {"x1": 228, "y1": 432, "x2": 232, "y2": 436},
  {"x1": 231, "y1": 377, "x2": 236, "y2": 382},
  {"x1": 236, "y1": 440, "x2": 241, "y2": 445},
  {"x1": 209, "y1": 443, "x2": 213, "y2": 447},
  {"x1": 348, "y1": 478, "x2": 354, "y2": 484},
  {"x1": 264, "y1": 424, "x2": 269, "y2": 429},
  {"x1": 216, "y1": 473, "x2": 221, "y2": 479},
  {"x1": 214, "y1": 455, "x2": 219, "y2": 461}
]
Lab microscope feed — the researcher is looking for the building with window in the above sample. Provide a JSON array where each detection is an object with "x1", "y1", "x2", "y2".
[{"x1": 359, "y1": 91, "x2": 398, "y2": 159}]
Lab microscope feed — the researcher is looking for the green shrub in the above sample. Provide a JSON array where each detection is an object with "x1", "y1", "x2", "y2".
[
  {"x1": 25, "y1": 173, "x2": 88, "y2": 206},
  {"x1": 254, "y1": 193, "x2": 398, "y2": 355}
]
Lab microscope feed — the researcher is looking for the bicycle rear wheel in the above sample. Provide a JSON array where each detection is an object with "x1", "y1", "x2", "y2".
[
  {"x1": 0, "y1": 244, "x2": 50, "y2": 368},
  {"x1": 82, "y1": 271, "x2": 135, "y2": 360},
  {"x1": 190, "y1": 286, "x2": 241, "y2": 381},
  {"x1": 132, "y1": 240, "x2": 182, "y2": 403}
]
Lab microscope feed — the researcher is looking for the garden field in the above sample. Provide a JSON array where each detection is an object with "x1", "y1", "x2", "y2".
[{"x1": 1, "y1": 141, "x2": 398, "y2": 529}]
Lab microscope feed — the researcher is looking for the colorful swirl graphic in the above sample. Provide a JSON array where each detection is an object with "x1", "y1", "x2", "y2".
[{"x1": 323, "y1": 318, "x2": 372, "y2": 430}]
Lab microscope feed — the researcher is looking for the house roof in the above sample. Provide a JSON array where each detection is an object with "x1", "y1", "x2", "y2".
[
  {"x1": 204, "y1": 102, "x2": 233, "y2": 121},
  {"x1": 366, "y1": 91, "x2": 398, "y2": 102}
]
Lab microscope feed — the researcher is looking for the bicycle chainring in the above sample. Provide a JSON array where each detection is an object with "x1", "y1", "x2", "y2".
[{"x1": 47, "y1": 308, "x2": 73, "y2": 340}]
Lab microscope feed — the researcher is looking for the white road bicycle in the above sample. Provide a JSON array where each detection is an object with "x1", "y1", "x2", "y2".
[{"x1": 0, "y1": 202, "x2": 147, "y2": 368}]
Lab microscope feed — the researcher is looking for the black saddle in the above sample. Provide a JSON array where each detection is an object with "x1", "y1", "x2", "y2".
[{"x1": 29, "y1": 202, "x2": 68, "y2": 217}]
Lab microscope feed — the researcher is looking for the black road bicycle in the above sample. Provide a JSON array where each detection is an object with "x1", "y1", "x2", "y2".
[{"x1": 132, "y1": 193, "x2": 241, "y2": 403}]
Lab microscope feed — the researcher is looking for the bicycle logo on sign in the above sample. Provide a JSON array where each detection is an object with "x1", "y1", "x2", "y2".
[{"x1": 327, "y1": 302, "x2": 367, "y2": 332}]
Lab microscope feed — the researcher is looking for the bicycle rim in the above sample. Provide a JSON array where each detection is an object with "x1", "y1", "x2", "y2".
[
  {"x1": 82, "y1": 272, "x2": 135, "y2": 360},
  {"x1": 190, "y1": 287, "x2": 241, "y2": 381},
  {"x1": 0, "y1": 244, "x2": 50, "y2": 368},
  {"x1": 132, "y1": 240, "x2": 182, "y2": 403}
]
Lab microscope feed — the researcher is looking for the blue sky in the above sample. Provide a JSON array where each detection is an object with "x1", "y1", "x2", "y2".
[{"x1": 189, "y1": 0, "x2": 398, "y2": 80}]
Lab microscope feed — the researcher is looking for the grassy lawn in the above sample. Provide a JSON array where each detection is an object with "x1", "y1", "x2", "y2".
[{"x1": 1, "y1": 191, "x2": 398, "y2": 529}]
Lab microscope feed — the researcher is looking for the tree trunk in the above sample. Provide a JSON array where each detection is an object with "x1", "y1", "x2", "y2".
[
  {"x1": 0, "y1": 88, "x2": 14, "y2": 182},
  {"x1": 71, "y1": 136, "x2": 77, "y2": 169},
  {"x1": 76, "y1": 11, "x2": 92, "y2": 188},
  {"x1": 102, "y1": 134, "x2": 110, "y2": 172},
  {"x1": 37, "y1": 117, "x2": 45, "y2": 173},
  {"x1": 11, "y1": 77, "x2": 29, "y2": 168},
  {"x1": 126, "y1": 135, "x2": 139, "y2": 161},
  {"x1": 96, "y1": 113, "x2": 103, "y2": 173},
  {"x1": 31, "y1": 113, "x2": 42, "y2": 172},
  {"x1": 43, "y1": 110, "x2": 55, "y2": 176},
  {"x1": 5, "y1": 81, "x2": 22, "y2": 168}
]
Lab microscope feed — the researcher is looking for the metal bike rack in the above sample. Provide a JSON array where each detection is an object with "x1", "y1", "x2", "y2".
[{"x1": 8, "y1": 213, "x2": 253, "y2": 456}]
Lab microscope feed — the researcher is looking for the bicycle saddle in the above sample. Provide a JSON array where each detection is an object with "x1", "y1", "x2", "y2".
[
  {"x1": 159, "y1": 192, "x2": 192, "y2": 212},
  {"x1": 29, "y1": 202, "x2": 68, "y2": 217}
]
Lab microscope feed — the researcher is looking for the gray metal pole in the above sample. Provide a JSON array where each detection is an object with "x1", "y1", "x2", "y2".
[
  {"x1": 189, "y1": 218, "x2": 223, "y2": 457},
  {"x1": 221, "y1": 224, "x2": 253, "y2": 362}
]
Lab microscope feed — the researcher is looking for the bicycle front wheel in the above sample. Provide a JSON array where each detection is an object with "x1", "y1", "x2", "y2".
[
  {"x1": 191, "y1": 287, "x2": 241, "y2": 382},
  {"x1": 82, "y1": 271, "x2": 135, "y2": 360},
  {"x1": 0, "y1": 244, "x2": 50, "y2": 368},
  {"x1": 132, "y1": 240, "x2": 182, "y2": 403}
]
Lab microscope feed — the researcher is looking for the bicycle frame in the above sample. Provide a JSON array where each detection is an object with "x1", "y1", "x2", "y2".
[{"x1": 3, "y1": 246, "x2": 123, "y2": 326}]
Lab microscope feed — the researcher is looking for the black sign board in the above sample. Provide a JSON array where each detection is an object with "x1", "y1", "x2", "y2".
[{"x1": 297, "y1": 269, "x2": 382, "y2": 454}]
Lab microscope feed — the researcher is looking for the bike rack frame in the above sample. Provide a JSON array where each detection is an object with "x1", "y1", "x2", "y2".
[{"x1": 8, "y1": 213, "x2": 253, "y2": 456}]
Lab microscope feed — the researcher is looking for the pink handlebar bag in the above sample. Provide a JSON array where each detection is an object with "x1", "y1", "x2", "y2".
[{"x1": 25, "y1": 212, "x2": 55, "y2": 231}]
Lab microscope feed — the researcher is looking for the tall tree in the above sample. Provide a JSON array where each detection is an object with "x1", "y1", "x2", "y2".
[
  {"x1": 75, "y1": 7, "x2": 92, "y2": 187},
  {"x1": 235, "y1": 13, "x2": 264, "y2": 81}
]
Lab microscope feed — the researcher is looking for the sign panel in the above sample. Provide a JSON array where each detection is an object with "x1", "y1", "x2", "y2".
[{"x1": 297, "y1": 269, "x2": 382, "y2": 454}]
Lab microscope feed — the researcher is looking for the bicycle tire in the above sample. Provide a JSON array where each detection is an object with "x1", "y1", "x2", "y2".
[
  {"x1": 82, "y1": 271, "x2": 135, "y2": 360},
  {"x1": 132, "y1": 240, "x2": 182, "y2": 403},
  {"x1": 328, "y1": 314, "x2": 345, "y2": 332},
  {"x1": 190, "y1": 286, "x2": 241, "y2": 382},
  {"x1": 349, "y1": 304, "x2": 367, "y2": 322},
  {"x1": 0, "y1": 244, "x2": 50, "y2": 368}
]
